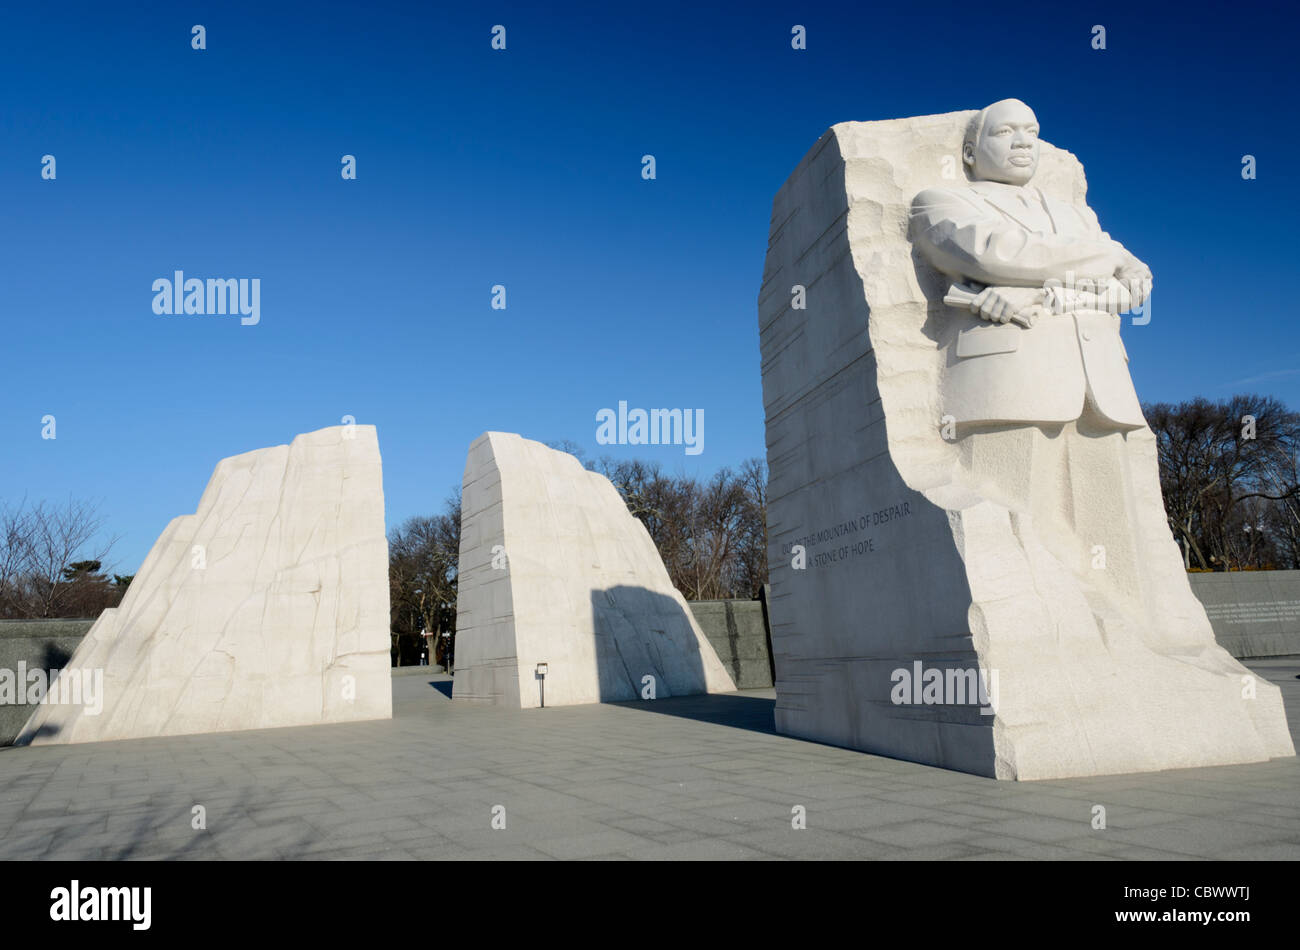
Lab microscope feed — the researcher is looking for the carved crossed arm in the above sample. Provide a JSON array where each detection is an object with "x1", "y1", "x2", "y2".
[
  {"x1": 910, "y1": 188, "x2": 1151, "y2": 320},
  {"x1": 910, "y1": 188, "x2": 1123, "y2": 287}
]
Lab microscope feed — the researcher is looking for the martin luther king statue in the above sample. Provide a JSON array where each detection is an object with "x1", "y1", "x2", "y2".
[
  {"x1": 911, "y1": 98, "x2": 1150, "y2": 431},
  {"x1": 757, "y1": 99, "x2": 1294, "y2": 779}
]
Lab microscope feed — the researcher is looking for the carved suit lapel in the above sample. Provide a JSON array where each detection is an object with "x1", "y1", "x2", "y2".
[{"x1": 977, "y1": 186, "x2": 1055, "y2": 234}]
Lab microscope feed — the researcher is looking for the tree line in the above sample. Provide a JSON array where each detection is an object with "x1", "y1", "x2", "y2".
[
  {"x1": 1145, "y1": 394, "x2": 1300, "y2": 571},
  {"x1": 0, "y1": 499, "x2": 129, "y2": 619},
  {"x1": 388, "y1": 494, "x2": 461, "y2": 666}
]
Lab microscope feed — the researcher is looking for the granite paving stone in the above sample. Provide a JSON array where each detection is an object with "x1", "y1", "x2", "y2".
[{"x1": 0, "y1": 659, "x2": 1296, "y2": 860}]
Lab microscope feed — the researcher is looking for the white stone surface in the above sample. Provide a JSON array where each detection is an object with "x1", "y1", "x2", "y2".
[
  {"x1": 18, "y1": 425, "x2": 392, "y2": 745},
  {"x1": 758, "y1": 103, "x2": 1295, "y2": 779},
  {"x1": 454, "y1": 432, "x2": 736, "y2": 708}
]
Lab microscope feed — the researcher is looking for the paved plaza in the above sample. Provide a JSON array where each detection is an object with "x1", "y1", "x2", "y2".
[{"x1": 1, "y1": 659, "x2": 1297, "y2": 860}]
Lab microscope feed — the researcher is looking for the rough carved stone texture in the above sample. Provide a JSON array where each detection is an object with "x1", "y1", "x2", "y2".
[
  {"x1": 759, "y1": 111, "x2": 1295, "y2": 779},
  {"x1": 18, "y1": 425, "x2": 392, "y2": 745},
  {"x1": 454, "y1": 432, "x2": 736, "y2": 708}
]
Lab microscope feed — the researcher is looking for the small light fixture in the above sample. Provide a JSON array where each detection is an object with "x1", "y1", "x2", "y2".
[{"x1": 535, "y1": 663, "x2": 548, "y2": 707}]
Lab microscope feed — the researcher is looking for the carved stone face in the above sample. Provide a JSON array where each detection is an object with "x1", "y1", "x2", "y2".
[{"x1": 964, "y1": 99, "x2": 1040, "y2": 185}]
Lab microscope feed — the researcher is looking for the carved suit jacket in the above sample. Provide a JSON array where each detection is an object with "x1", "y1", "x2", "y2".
[{"x1": 909, "y1": 181, "x2": 1146, "y2": 430}]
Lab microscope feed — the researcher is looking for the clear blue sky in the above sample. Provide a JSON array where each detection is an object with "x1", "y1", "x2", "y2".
[{"x1": 2, "y1": 0, "x2": 1297, "y2": 573}]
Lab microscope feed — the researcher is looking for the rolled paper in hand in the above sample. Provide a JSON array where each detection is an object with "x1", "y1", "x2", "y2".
[{"x1": 943, "y1": 284, "x2": 1033, "y2": 328}]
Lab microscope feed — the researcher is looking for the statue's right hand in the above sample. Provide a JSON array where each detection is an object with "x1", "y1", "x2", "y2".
[{"x1": 970, "y1": 288, "x2": 1019, "y2": 324}]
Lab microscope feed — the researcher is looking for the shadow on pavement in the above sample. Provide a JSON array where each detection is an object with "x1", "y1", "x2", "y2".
[{"x1": 610, "y1": 690, "x2": 777, "y2": 735}]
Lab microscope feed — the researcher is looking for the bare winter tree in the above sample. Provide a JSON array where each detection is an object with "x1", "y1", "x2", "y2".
[
  {"x1": 388, "y1": 490, "x2": 461, "y2": 666},
  {"x1": 1146, "y1": 394, "x2": 1300, "y2": 570},
  {"x1": 589, "y1": 455, "x2": 768, "y2": 599},
  {"x1": 1264, "y1": 447, "x2": 1300, "y2": 568},
  {"x1": 734, "y1": 457, "x2": 769, "y2": 597},
  {"x1": 0, "y1": 497, "x2": 120, "y2": 618}
]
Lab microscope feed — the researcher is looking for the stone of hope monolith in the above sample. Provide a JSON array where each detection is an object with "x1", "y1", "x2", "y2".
[
  {"x1": 757, "y1": 99, "x2": 1295, "y2": 779},
  {"x1": 18, "y1": 425, "x2": 392, "y2": 745},
  {"x1": 453, "y1": 432, "x2": 736, "y2": 707}
]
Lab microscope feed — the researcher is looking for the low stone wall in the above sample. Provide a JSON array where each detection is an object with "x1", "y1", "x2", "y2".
[
  {"x1": 0, "y1": 620, "x2": 96, "y2": 745},
  {"x1": 1187, "y1": 570, "x2": 1300, "y2": 659},
  {"x1": 688, "y1": 598, "x2": 774, "y2": 689},
  {"x1": 690, "y1": 575, "x2": 1300, "y2": 686}
]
